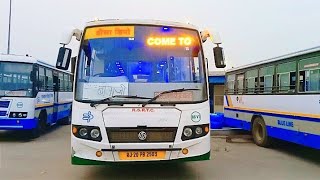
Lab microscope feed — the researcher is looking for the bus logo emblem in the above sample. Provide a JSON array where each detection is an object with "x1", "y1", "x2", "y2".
[
  {"x1": 191, "y1": 111, "x2": 201, "y2": 122},
  {"x1": 138, "y1": 131, "x2": 147, "y2": 141},
  {"x1": 17, "y1": 102, "x2": 23, "y2": 108},
  {"x1": 82, "y1": 111, "x2": 94, "y2": 123}
]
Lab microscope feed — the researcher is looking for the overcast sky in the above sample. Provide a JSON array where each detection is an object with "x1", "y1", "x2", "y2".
[{"x1": 1, "y1": 0, "x2": 320, "y2": 70}]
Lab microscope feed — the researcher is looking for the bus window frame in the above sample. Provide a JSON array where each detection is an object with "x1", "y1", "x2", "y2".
[
  {"x1": 59, "y1": 72, "x2": 65, "y2": 92},
  {"x1": 45, "y1": 68, "x2": 54, "y2": 91},
  {"x1": 299, "y1": 68, "x2": 320, "y2": 93},
  {"x1": 226, "y1": 52, "x2": 320, "y2": 96},
  {"x1": 74, "y1": 24, "x2": 208, "y2": 105}
]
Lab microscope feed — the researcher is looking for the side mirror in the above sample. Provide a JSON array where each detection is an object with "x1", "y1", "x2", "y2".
[
  {"x1": 56, "y1": 47, "x2": 72, "y2": 70},
  {"x1": 213, "y1": 46, "x2": 226, "y2": 68}
]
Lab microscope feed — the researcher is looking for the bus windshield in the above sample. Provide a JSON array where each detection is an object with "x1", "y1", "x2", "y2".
[
  {"x1": 0, "y1": 62, "x2": 33, "y2": 97},
  {"x1": 75, "y1": 25, "x2": 207, "y2": 103}
]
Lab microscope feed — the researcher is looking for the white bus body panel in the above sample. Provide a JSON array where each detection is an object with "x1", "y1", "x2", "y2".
[
  {"x1": 71, "y1": 101, "x2": 210, "y2": 162},
  {"x1": 224, "y1": 94, "x2": 320, "y2": 149}
]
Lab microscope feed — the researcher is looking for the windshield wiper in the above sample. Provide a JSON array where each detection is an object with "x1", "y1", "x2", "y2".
[
  {"x1": 90, "y1": 95, "x2": 151, "y2": 107},
  {"x1": 142, "y1": 88, "x2": 201, "y2": 107}
]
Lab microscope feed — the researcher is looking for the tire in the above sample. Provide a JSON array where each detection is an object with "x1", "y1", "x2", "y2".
[
  {"x1": 252, "y1": 116, "x2": 271, "y2": 147},
  {"x1": 28, "y1": 112, "x2": 47, "y2": 139},
  {"x1": 28, "y1": 124, "x2": 41, "y2": 139},
  {"x1": 60, "y1": 110, "x2": 72, "y2": 125}
]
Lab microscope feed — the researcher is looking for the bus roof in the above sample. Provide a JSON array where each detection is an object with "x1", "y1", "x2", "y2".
[
  {"x1": 85, "y1": 19, "x2": 199, "y2": 30},
  {"x1": 0, "y1": 54, "x2": 71, "y2": 74},
  {"x1": 226, "y1": 46, "x2": 320, "y2": 73}
]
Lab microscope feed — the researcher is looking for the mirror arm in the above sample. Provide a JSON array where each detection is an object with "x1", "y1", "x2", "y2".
[
  {"x1": 200, "y1": 29, "x2": 222, "y2": 44},
  {"x1": 60, "y1": 28, "x2": 82, "y2": 45}
]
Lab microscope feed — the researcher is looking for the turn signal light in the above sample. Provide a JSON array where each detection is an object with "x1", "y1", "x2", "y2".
[
  {"x1": 182, "y1": 148, "x2": 189, "y2": 155},
  {"x1": 72, "y1": 127, "x2": 78, "y2": 134},
  {"x1": 96, "y1": 151, "x2": 103, "y2": 157},
  {"x1": 204, "y1": 126, "x2": 209, "y2": 133}
]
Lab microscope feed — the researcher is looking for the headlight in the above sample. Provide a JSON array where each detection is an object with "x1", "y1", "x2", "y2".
[
  {"x1": 181, "y1": 124, "x2": 209, "y2": 141},
  {"x1": 183, "y1": 128, "x2": 193, "y2": 137},
  {"x1": 72, "y1": 125, "x2": 102, "y2": 142},
  {"x1": 90, "y1": 129, "x2": 100, "y2": 139},
  {"x1": 195, "y1": 127, "x2": 203, "y2": 135},
  {"x1": 9, "y1": 112, "x2": 28, "y2": 118},
  {"x1": 79, "y1": 128, "x2": 88, "y2": 137}
]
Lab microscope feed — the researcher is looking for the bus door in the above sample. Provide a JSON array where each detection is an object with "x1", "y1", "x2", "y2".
[{"x1": 53, "y1": 71, "x2": 59, "y2": 122}]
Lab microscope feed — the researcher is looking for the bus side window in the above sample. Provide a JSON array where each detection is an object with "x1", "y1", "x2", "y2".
[
  {"x1": 226, "y1": 74, "x2": 235, "y2": 94},
  {"x1": 0, "y1": 72, "x2": 2, "y2": 84},
  {"x1": 259, "y1": 76, "x2": 264, "y2": 93},
  {"x1": 254, "y1": 77, "x2": 258, "y2": 93},
  {"x1": 59, "y1": 73, "x2": 64, "y2": 91},
  {"x1": 290, "y1": 72, "x2": 296, "y2": 91},
  {"x1": 301, "y1": 69, "x2": 320, "y2": 92},
  {"x1": 277, "y1": 61, "x2": 296, "y2": 93},
  {"x1": 64, "y1": 74, "x2": 69, "y2": 91},
  {"x1": 39, "y1": 67, "x2": 46, "y2": 91},
  {"x1": 69, "y1": 75, "x2": 73, "y2": 91},
  {"x1": 46, "y1": 69, "x2": 53, "y2": 91},
  {"x1": 236, "y1": 74, "x2": 244, "y2": 94},
  {"x1": 245, "y1": 69, "x2": 258, "y2": 94},
  {"x1": 299, "y1": 57, "x2": 320, "y2": 92}
]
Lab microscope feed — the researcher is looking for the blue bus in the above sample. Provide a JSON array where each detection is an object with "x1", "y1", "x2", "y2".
[
  {"x1": 224, "y1": 47, "x2": 320, "y2": 149},
  {"x1": 0, "y1": 54, "x2": 73, "y2": 138}
]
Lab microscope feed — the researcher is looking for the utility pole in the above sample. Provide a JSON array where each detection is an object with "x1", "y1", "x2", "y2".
[{"x1": 7, "y1": 0, "x2": 12, "y2": 54}]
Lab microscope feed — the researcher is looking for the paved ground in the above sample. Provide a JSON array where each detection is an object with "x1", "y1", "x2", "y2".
[{"x1": 0, "y1": 125, "x2": 320, "y2": 180}]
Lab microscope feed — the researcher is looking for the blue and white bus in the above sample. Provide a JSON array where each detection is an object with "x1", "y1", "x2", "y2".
[
  {"x1": 0, "y1": 54, "x2": 73, "y2": 138},
  {"x1": 55, "y1": 19, "x2": 226, "y2": 164},
  {"x1": 224, "y1": 47, "x2": 320, "y2": 149}
]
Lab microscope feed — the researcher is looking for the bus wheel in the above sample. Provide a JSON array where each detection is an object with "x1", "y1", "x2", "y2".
[
  {"x1": 252, "y1": 117, "x2": 271, "y2": 147},
  {"x1": 39, "y1": 112, "x2": 48, "y2": 132},
  {"x1": 29, "y1": 112, "x2": 47, "y2": 138},
  {"x1": 28, "y1": 125, "x2": 41, "y2": 139},
  {"x1": 60, "y1": 110, "x2": 72, "y2": 125}
]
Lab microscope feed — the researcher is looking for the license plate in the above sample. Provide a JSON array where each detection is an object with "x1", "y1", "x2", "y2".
[{"x1": 118, "y1": 151, "x2": 166, "y2": 160}]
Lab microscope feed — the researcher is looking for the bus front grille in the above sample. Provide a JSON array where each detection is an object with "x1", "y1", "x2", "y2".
[{"x1": 106, "y1": 127, "x2": 177, "y2": 143}]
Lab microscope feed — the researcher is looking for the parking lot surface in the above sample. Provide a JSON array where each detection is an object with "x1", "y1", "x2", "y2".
[{"x1": 0, "y1": 126, "x2": 319, "y2": 180}]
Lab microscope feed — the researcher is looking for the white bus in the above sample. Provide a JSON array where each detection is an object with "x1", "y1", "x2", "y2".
[
  {"x1": 0, "y1": 54, "x2": 73, "y2": 138},
  {"x1": 55, "y1": 19, "x2": 226, "y2": 164},
  {"x1": 224, "y1": 47, "x2": 320, "y2": 149}
]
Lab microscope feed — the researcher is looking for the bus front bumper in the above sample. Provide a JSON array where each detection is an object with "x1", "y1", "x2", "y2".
[
  {"x1": 72, "y1": 151, "x2": 210, "y2": 165},
  {"x1": 0, "y1": 118, "x2": 37, "y2": 130},
  {"x1": 71, "y1": 134, "x2": 211, "y2": 165}
]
